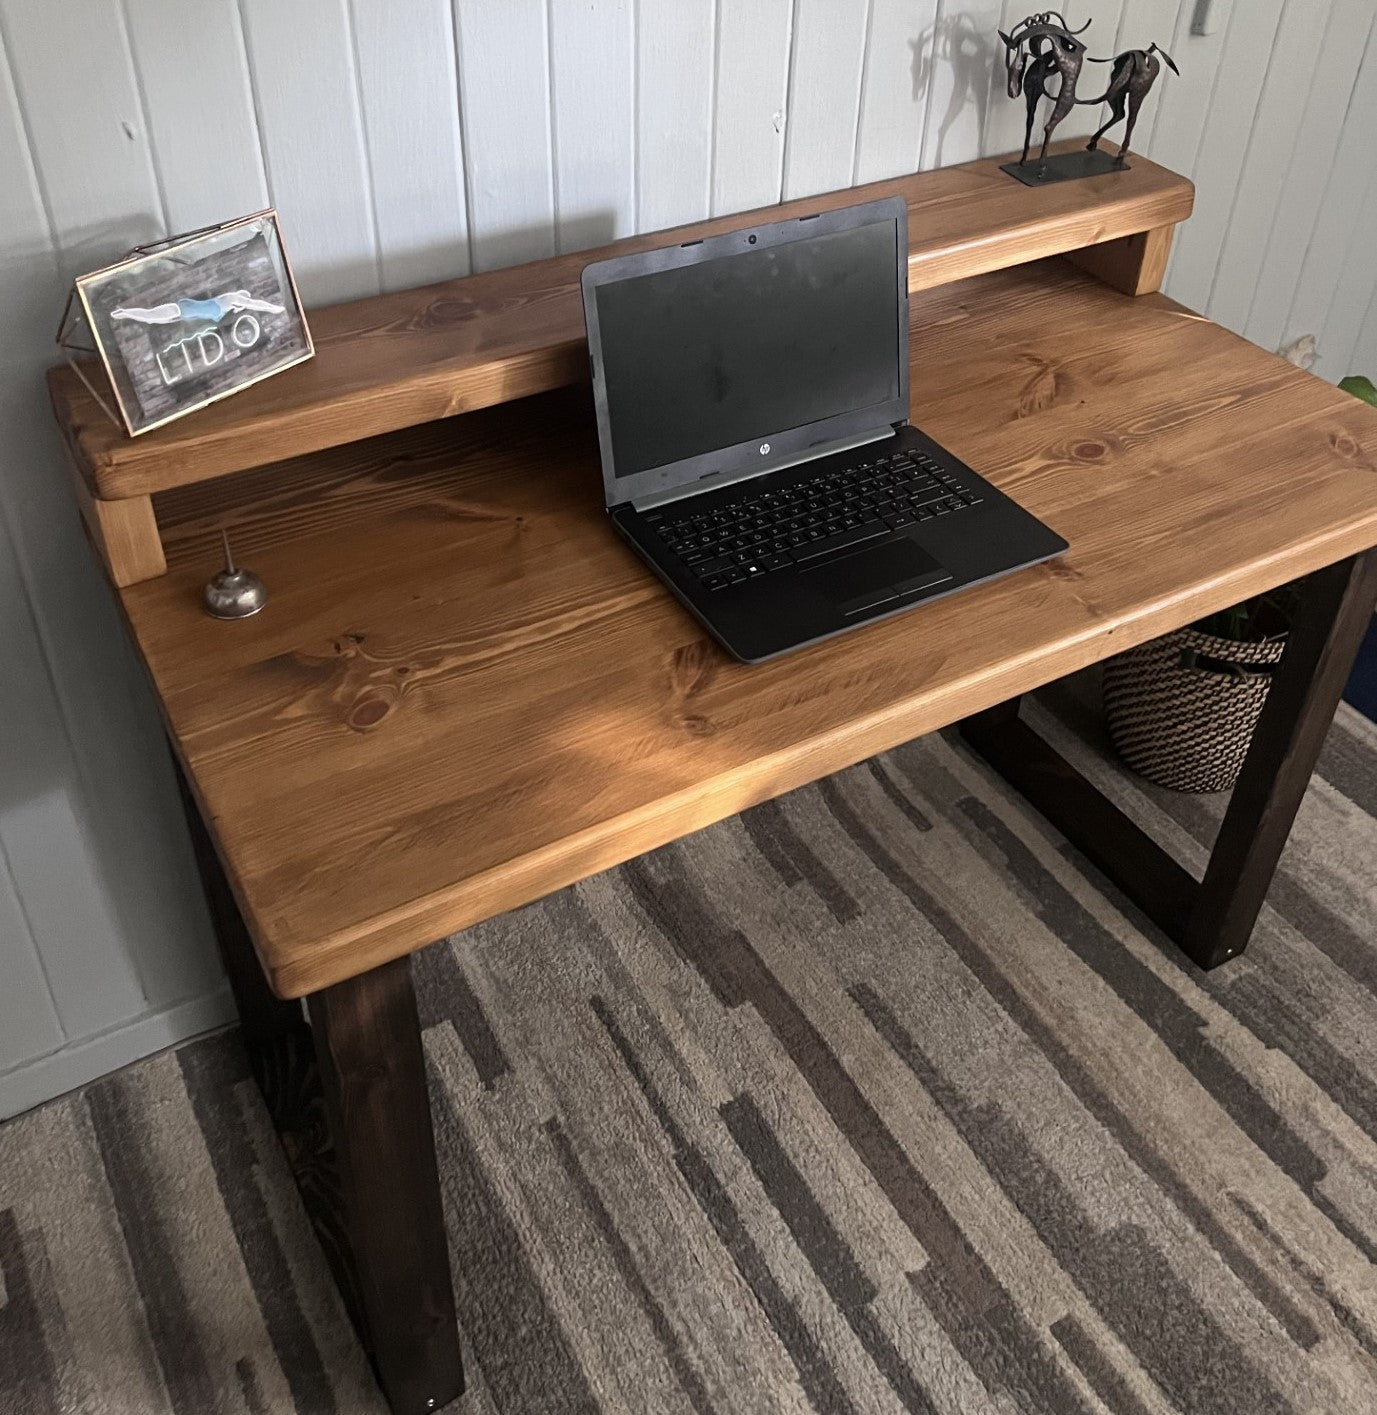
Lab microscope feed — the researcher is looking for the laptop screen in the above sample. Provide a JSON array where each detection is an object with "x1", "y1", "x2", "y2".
[{"x1": 592, "y1": 218, "x2": 903, "y2": 481}]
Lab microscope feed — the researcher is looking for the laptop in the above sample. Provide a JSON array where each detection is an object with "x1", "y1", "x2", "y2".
[{"x1": 580, "y1": 197, "x2": 1068, "y2": 663}]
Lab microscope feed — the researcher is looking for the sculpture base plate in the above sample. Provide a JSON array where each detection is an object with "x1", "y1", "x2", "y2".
[{"x1": 1001, "y1": 148, "x2": 1129, "y2": 187}]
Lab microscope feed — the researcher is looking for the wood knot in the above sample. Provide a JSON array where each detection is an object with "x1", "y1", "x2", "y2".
[
  {"x1": 678, "y1": 713, "x2": 716, "y2": 738},
  {"x1": 1330, "y1": 431, "x2": 1370, "y2": 467},
  {"x1": 1043, "y1": 557, "x2": 1084, "y2": 582},
  {"x1": 348, "y1": 695, "x2": 392, "y2": 732},
  {"x1": 669, "y1": 640, "x2": 718, "y2": 699},
  {"x1": 1016, "y1": 358, "x2": 1063, "y2": 418},
  {"x1": 412, "y1": 296, "x2": 478, "y2": 329},
  {"x1": 1073, "y1": 440, "x2": 1107, "y2": 462}
]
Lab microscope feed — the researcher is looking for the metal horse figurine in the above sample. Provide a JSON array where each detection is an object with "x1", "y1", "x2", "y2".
[
  {"x1": 999, "y1": 13, "x2": 1178, "y2": 181},
  {"x1": 1084, "y1": 44, "x2": 1181, "y2": 161},
  {"x1": 1000, "y1": 12, "x2": 1092, "y2": 168}
]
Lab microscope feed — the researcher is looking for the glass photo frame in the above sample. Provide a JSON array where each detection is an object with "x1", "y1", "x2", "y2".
[{"x1": 62, "y1": 210, "x2": 313, "y2": 437}]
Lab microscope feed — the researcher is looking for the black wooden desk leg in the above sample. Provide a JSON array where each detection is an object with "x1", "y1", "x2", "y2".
[
  {"x1": 174, "y1": 761, "x2": 309, "y2": 1065},
  {"x1": 1185, "y1": 549, "x2": 1377, "y2": 967},
  {"x1": 308, "y1": 965, "x2": 465, "y2": 1415},
  {"x1": 172, "y1": 756, "x2": 463, "y2": 1414},
  {"x1": 961, "y1": 550, "x2": 1377, "y2": 971}
]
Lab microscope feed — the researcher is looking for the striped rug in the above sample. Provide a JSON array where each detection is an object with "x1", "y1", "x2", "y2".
[{"x1": 4, "y1": 677, "x2": 1377, "y2": 1415}]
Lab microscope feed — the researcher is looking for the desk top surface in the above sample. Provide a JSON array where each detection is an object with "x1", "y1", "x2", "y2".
[{"x1": 130, "y1": 258, "x2": 1377, "y2": 998}]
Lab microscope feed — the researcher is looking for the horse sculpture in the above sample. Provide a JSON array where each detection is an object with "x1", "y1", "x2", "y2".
[
  {"x1": 1000, "y1": 12, "x2": 1092, "y2": 168},
  {"x1": 1084, "y1": 44, "x2": 1181, "y2": 160},
  {"x1": 999, "y1": 12, "x2": 1178, "y2": 176}
]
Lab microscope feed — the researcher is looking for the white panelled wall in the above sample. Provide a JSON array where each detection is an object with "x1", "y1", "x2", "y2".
[{"x1": 2, "y1": 0, "x2": 1376, "y2": 1116}]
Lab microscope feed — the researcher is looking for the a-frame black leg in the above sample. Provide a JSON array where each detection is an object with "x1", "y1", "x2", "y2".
[
  {"x1": 1185, "y1": 551, "x2": 1377, "y2": 965},
  {"x1": 961, "y1": 550, "x2": 1377, "y2": 969}
]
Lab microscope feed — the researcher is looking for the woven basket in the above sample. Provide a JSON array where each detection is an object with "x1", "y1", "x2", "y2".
[{"x1": 1103, "y1": 626, "x2": 1286, "y2": 793}]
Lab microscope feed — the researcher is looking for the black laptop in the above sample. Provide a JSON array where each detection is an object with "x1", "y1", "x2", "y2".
[{"x1": 580, "y1": 197, "x2": 1067, "y2": 663}]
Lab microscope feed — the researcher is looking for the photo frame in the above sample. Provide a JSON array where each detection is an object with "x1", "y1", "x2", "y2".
[{"x1": 58, "y1": 210, "x2": 313, "y2": 437}]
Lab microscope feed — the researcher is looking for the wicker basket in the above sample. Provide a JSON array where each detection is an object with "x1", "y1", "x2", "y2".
[{"x1": 1103, "y1": 626, "x2": 1286, "y2": 792}]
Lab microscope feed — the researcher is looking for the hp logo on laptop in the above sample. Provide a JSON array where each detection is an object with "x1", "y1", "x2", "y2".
[{"x1": 759, "y1": 443, "x2": 770, "y2": 455}]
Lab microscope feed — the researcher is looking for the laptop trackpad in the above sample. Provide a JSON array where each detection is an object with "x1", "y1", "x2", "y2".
[{"x1": 801, "y1": 538, "x2": 952, "y2": 616}]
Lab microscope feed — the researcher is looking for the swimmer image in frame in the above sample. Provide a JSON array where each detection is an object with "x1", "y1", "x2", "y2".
[
  {"x1": 64, "y1": 209, "x2": 313, "y2": 436},
  {"x1": 111, "y1": 289, "x2": 290, "y2": 390},
  {"x1": 111, "y1": 290, "x2": 286, "y2": 325}
]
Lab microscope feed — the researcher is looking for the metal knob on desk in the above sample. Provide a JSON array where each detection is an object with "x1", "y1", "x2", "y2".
[{"x1": 204, "y1": 530, "x2": 268, "y2": 619}]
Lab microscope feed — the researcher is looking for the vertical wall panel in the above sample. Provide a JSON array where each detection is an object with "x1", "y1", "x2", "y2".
[
  {"x1": 713, "y1": 0, "x2": 793, "y2": 214},
  {"x1": 1313, "y1": 166, "x2": 1377, "y2": 382},
  {"x1": 122, "y1": 0, "x2": 268, "y2": 232},
  {"x1": 1256, "y1": 13, "x2": 1377, "y2": 359},
  {"x1": 0, "y1": 509, "x2": 147, "y2": 1041},
  {"x1": 350, "y1": 0, "x2": 470, "y2": 290},
  {"x1": 0, "y1": 0, "x2": 166, "y2": 275},
  {"x1": 1351, "y1": 291, "x2": 1377, "y2": 382},
  {"x1": 0, "y1": 23, "x2": 61, "y2": 356},
  {"x1": 981, "y1": 0, "x2": 1033, "y2": 160},
  {"x1": 1229, "y1": 1, "x2": 1369, "y2": 345},
  {"x1": 549, "y1": 0, "x2": 634, "y2": 252},
  {"x1": 0, "y1": 65, "x2": 67, "y2": 1065},
  {"x1": 637, "y1": 0, "x2": 715, "y2": 231},
  {"x1": 0, "y1": 11, "x2": 223, "y2": 1079},
  {"x1": 0, "y1": 367, "x2": 224, "y2": 1007},
  {"x1": 781, "y1": 0, "x2": 869, "y2": 199},
  {"x1": 1142, "y1": 0, "x2": 1232, "y2": 178},
  {"x1": 0, "y1": 0, "x2": 269, "y2": 1038},
  {"x1": 1308, "y1": 27, "x2": 1377, "y2": 380},
  {"x1": 1165, "y1": 0, "x2": 1286, "y2": 312},
  {"x1": 454, "y1": 0, "x2": 555, "y2": 270},
  {"x1": 918, "y1": 0, "x2": 1003, "y2": 170},
  {"x1": 0, "y1": 842, "x2": 61, "y2": 1071},
  {"x1": 1197, "y1": 0, "x2": 1330, "y2": 331},
  {"x1": 238, "y1": 0, "x2": 378, "y2": 303},
  {"x1": 1116, "y1": 0, "x2": 1187, "y2": 162},
  {"x1": 853, "y1": 0, "x2": 939, "y2": 184}
]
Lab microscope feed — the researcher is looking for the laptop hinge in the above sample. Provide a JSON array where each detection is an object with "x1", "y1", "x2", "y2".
[{"x1": 627, "y1": 425, "x2": 899, "y2": 513}]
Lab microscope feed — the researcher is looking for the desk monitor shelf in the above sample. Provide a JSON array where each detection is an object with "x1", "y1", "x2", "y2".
[{"x1": 50, "y1": 139, "x2": 1191, "y2": 589}]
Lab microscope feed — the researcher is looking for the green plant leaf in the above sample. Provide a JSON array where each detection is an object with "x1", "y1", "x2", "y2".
[{"x1": 1340, "y1": 374, "x2": 1377, "y2": 407}]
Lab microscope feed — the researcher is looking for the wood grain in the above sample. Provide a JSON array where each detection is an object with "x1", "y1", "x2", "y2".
[
  {"x1": 121, "y1": 258, "x2": 1377, "y2": 999},
  {"x1": 308, "y1": 960, "x2": 464, "y2": 1415},
  {"x1": 67, "y1": 469, "x2": 165, "y2": 587},
  {"x1": 51, "y1": 142, "x2": 1194, "y2": 502},
  {"x1": 1066, "y1": 224, "x2": 1175, "y2": 298}
]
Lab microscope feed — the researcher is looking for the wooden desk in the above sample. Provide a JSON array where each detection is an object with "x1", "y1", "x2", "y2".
[{"x1": 51, "y1": 155, "x2": 1377, "y2": 1415}]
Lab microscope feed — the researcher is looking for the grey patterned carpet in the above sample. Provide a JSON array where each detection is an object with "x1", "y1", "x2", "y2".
[{"x1": 4, "y1": 677, "x2": 1377, "y2": 1415}]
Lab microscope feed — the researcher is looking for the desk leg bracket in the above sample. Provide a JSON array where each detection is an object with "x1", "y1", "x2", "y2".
[{"x1": 960, "y1": 550, "x2": 1377, "y2": 969}]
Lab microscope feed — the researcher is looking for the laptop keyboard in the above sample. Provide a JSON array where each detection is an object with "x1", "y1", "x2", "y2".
[{"x1": 646, "y1": 448, "x2": 983, "y2": 591}]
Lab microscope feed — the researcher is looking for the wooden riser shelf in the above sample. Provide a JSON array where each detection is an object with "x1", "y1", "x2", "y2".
[{"x1": 49, "y1": 141, "x2": 1192, "y2": 588}]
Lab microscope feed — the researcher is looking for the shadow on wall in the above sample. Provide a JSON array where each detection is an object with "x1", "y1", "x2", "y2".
[
  {"x1": 557, "y1": 210, "x2": 619, "y2": 263},
  {"x1": 52, "y1": 216, "x2": 167, "y2": 299},
  {"x1": 911, "y1": 14, "x2": 996, "y2": 169},
  {"x1": 0, "y1": 355, "x2": 217, "y2": 983},
  {"x1": 441, "y1": 210, "x2": 619, "y2": 282}
]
